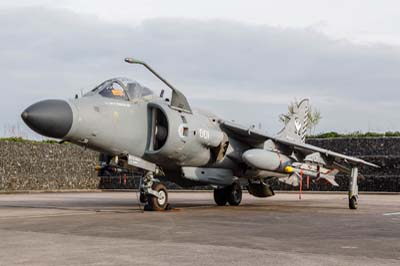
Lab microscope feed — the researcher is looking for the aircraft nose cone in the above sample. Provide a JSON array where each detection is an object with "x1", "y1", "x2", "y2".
[{"x1": 21, "y1": 100, "x2": 73, "y2": 138}]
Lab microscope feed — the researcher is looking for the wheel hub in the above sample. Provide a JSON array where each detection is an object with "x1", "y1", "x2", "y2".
[
  {"x1": 157, "y1": 190, "x2": 166, "y2": 206},
  {"x1": 233, "y1": 189, "x2": 239, "y2": 200}
]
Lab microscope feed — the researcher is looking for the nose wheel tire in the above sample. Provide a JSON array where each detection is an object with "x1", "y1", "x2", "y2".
[
  {"x1": 139, "y1": 192, "x2": 147, "y2": 203},
  {"x1": 213, "y1": 188, "x2": 228, "y2": 206},
  {"x1": 227, "y1": 182, "x2": 242, "y2": 206},
  {"x1": 147, "y1": 183, "x2": 168, "y2": 211},
  {"x1": 349, "y1": 196, "x2": 358, "y2": 210}
]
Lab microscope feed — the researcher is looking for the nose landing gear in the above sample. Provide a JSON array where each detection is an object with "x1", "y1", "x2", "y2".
[
  {"x1": 147, "y1": 183, "x2": 169, "y2": 211},
  {"x1": 140, "y1": 171, "x2": 170, "y2": 211}
]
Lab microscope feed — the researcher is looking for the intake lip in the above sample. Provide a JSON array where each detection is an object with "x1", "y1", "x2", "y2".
[{"x1": 21, "y1": 99, "x2": 73, "y2": 139}]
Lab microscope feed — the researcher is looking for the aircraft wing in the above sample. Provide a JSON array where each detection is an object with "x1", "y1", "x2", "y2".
[{"x1": 220, "y1": 120, "x2": 379, "y2": 168}]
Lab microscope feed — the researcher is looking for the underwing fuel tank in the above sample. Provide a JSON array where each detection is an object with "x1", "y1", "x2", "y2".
[{"x1": 242, "y1": 149, "x2": 292, "y2": 172}]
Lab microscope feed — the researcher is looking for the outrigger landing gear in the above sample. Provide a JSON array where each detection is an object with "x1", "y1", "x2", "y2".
[
  {"x1": 213, "y1": 182, "x2": 242, "y2": 206},
  {"x1": 140, "y1": 171, "x2": 169, "y2": 211},
  {"x1": 348, "y1": 167, "x2": 359, "y2": 210}
]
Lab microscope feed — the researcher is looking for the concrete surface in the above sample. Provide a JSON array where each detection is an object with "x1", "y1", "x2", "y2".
[{"x1": 0, "y1": 192, "x2": 399, "y2": 266}]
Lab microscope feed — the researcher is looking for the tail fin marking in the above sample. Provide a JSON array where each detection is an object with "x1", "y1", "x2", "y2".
[{"x1": 277, "y1": 99, "x2": 310, "y2": 143}]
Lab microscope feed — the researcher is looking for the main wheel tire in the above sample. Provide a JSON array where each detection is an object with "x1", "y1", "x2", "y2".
[
  {"x1": 349, "y1": 196, "x2": 358, "y2": 210},
  {"x1": 139, "y1": 192, "x2": 147, "y2": 203},
  {"x1": 214, "y1": 188, "x2": 228, "y2": 206},
  {"x1": 147, "y1": 183, "x2": 168, "y2": 211},
  {"x1": 227, "y1": 182, "x2": 242, "y2": 206}
]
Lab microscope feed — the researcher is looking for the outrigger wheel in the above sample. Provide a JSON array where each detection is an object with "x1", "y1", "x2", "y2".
[
  {"x1": 348, "y1": 167, "x2": 359, "y2": 210},
  {"x1": 213, "y1": 182, "x2": 242, "y2": 206},
  {"x1": 147, "y1": 183, "x2": 168, "y2": 211},
  {"x1": 349, "y1": 196, "x2": 358, "y2": 210}
]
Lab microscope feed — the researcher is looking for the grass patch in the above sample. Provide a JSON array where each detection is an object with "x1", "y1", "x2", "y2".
[{"x1": 0, "y1": 137, "x2": 66, "y2": 144}]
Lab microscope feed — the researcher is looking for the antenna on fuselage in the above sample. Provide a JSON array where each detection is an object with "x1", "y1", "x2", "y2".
[{"x1": 124, "y1": 57, "x2": 192, "y2": 114}]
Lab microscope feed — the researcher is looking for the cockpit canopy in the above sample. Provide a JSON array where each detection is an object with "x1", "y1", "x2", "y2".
[{"x1": 85, "y1": 77, "x2": 154, "y2": 101}]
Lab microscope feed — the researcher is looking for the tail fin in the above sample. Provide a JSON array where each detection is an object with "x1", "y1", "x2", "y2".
[{"x1": 277, "y1": 99, "x2": 310, "y2": 143}]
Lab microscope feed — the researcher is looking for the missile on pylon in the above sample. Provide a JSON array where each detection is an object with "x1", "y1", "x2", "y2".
[{"x1": 284, "y1": 164, "x2": 339, "y2": 186}]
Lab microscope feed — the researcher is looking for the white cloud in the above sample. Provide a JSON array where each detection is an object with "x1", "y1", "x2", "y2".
[
  {"x1": 1, "y1": 6, "x2": 400, "y2": 138},
  {"x1": 2, "y1": 0, "x2": 400, "y2": 45}
]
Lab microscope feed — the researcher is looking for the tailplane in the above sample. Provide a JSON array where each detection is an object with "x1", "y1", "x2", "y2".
[{"x1": 277, "y1": 99, "x2": 310, "y2": 143}]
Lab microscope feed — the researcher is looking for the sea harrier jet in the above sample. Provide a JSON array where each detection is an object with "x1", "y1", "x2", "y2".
[{"x1": 21, "y1": 58, "x2": 379, "y2": 211}]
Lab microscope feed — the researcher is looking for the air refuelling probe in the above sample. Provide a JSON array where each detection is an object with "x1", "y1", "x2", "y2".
[{"x1": 21, "y1": 58, "x2": 379, "y2": 211}]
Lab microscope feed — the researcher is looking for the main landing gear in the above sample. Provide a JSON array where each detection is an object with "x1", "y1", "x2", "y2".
[
  {"x1": 213, "y1": 182, "x2": 242, "y2": 206},
  {"x1": 140, "y1": 171, "x2": 169, "y2": 211}
]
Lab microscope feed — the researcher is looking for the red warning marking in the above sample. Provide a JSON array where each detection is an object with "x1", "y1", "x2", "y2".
[{"x1": 299, "y1": 170, "x2": 303, "y2": 200}]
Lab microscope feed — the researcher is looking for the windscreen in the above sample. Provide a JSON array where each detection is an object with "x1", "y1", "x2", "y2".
[
  {"x1": 86, "y1": 78, "x2": 154, "y2": 101},
  {"x1": 98, "y1": 81, "x2": 129, "y2": 100}
]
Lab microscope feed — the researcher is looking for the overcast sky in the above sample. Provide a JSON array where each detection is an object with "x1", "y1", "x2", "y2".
[{"x1": 1, "y1": 1, "x2": 400, "y2": 138}]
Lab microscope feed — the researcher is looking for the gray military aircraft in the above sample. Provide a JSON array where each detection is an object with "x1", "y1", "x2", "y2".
[{"x1": 21, "y1": 58, "x2": 379, "y2": 211}]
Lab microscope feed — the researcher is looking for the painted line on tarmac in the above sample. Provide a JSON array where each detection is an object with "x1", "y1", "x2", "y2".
[
  {"x1": 341, "y1": 246, "x2": 358, "y2": 249},
  {"x1": 383, "y1": 212, "x2": 400, "y2": 216}
]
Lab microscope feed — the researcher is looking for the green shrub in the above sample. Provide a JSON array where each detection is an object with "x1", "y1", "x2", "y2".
[{"x1": 309, "y1": 131, "x2": 400, "y2": 139}]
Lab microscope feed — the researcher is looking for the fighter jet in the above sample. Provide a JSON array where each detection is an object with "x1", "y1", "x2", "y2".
[{"x1": 21, "y1": 58, "x2": 379, "y2": 211}]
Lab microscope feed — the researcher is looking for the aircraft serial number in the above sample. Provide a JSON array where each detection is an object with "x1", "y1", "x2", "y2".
[{"x1": 199, "y1": 129, "x2": 210, "y2": 140}]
